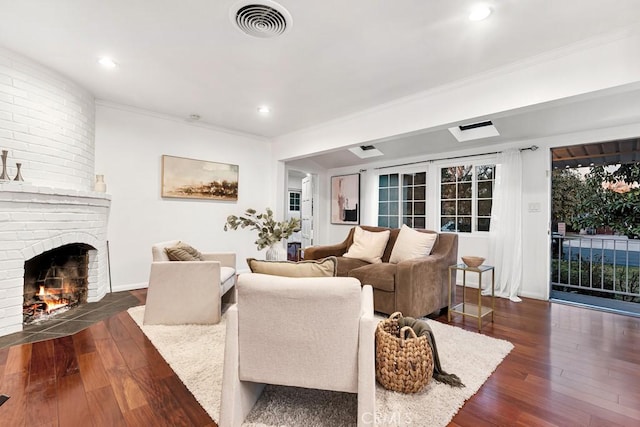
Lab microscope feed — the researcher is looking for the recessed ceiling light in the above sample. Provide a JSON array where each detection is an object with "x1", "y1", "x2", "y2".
[
  {"x1": 98, "y1": 57, "x2": 117, "y2": 69},
  {"x1": 257, "y1": 106, "x2": 270, "y2": 114},
  {"x1": 469, "y1": 5, "x2": 492, "y2": 21}
]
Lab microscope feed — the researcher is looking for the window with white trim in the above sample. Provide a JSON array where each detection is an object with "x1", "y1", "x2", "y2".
[
  {"x1": 378, "y1": 171, "x2": 427, "y2": 228},
  {"x1": 378, "y1": 173, "x2": 399, "y2": 228},
  {"x1": 288, "y1": 191, "x2": 301, "y2": 211},
  {"x1": 439, "y1": 164, "x2": 494, "y2": 232}
]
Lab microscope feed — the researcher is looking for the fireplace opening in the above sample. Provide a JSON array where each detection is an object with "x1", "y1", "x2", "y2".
[{"x1": 23, "y1": 243, "x2": 92, "y2": 325}]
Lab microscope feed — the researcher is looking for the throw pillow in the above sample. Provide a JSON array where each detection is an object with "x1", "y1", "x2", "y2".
[
  {"x1": 247, "y1": 257, "x2": 338, "y2": 277},
  {"x1": 389, "y1": 224, "x2": 438, "y2": 264},
  {"x1": 165, "y1": 241, "x2": 204, "y2": 261},
  {"x1": 343, "y1": 226, "x2": 390, "y2": 264}
]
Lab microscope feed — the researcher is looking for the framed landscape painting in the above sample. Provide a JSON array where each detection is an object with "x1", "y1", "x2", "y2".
[
  {"x1": 331, "y1": 173, "x2": 360, "y2": 224},
  {"x1": 161, "y1": 155, "x2": 239, "y2": 201}
]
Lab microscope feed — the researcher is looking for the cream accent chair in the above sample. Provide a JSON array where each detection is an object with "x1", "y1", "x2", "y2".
[
  {"x1": 143, "y1": 240, "x2": 236, "y2": 325},
  {"x1": 219, "y1": 273, "x2": 376, "y2": 427}
]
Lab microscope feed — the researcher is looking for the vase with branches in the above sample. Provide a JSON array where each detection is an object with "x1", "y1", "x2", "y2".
[{"x1": 224, "y1": 207, "x2": 301, "y2": 260}]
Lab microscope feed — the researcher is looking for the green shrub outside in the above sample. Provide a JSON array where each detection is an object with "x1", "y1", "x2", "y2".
[{"x1": 551, "y1": 258, "x2": 640, "y2": 303}]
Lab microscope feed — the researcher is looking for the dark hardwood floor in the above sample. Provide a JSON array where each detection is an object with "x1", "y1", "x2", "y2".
[{"x1": 1, "y1": 287, "x2": 639, "y2": 426}]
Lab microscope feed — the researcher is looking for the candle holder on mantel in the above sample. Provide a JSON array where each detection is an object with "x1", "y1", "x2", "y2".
[
  {"x1": 14, "y1": 162, "x2": 24, "y2": 181},
  {"x1": 0, "y1": 150, "x2": 9, "y2": 180}
]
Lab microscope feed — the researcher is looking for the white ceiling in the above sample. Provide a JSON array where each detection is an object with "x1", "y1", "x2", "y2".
[{"x1": 1, "y1": 0, "x2": 640, "y2": 145}]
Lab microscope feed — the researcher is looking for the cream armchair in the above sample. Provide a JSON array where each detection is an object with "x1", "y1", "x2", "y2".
[
  {"x1": 219, "y1": 273, "x2": 376, "y2": 427},
  {"x1": 143, "y1": 240, "x2": 236, "y2": 325}
]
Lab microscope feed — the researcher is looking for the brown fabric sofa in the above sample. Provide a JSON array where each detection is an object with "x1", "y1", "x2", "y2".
[{"x1": 303, "y1": 226, "x2": 458, "y2": 318}]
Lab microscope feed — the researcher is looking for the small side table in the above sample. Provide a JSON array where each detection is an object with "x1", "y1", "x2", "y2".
[{"x1": 448, "y1": 264, "x2": 495, "y2": 331}]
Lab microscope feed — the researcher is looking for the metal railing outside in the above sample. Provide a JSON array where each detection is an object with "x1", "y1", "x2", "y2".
[{"x1": 551, "y1": 234, "x2": 640, "y2": 302}]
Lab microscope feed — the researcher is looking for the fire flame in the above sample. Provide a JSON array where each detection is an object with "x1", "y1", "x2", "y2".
[{"x1": 38, "y1": 286, "x2": 69, "y2": 313}]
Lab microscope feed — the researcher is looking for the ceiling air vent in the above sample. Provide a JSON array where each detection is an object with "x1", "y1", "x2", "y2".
[
  {"x1": 231, "y1": 0, "x2": 292, "y2": 38},
  {"x1": 448, "y1": 119, "x2": 499, "y2": 142},
  {"x1": 459, "y1": 120, "x2": 493, "y2": 131}
]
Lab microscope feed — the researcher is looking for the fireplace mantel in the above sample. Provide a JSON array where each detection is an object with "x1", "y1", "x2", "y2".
[{"x1": 0, "y1": 181, "x2": 111, "y2": 205}]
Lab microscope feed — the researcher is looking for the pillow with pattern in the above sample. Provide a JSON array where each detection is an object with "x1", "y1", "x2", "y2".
[{"x1": 165, "y1": 241, "x2": 204, "y2": 261}]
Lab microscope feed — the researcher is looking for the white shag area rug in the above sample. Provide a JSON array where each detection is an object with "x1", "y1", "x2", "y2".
[{"x1": 127, "y1": 306, "x2": 513, "y2": 427}]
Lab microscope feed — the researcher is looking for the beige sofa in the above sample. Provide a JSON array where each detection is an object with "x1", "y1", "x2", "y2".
[{"x1": 304, "y1": 226, "x2": 458, "y2": 318}]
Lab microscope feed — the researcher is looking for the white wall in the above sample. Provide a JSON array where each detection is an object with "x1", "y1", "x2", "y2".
[{"x1": 95, "y1": 103, "x2": 272, "y2": 290}]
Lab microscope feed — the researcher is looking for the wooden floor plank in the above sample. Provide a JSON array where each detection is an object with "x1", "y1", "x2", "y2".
[
  {"x1": 25, "y1": 338, "x2": 58, "y2": 425},
  {"x1": 77, "y1": 351, "x2": 110, "y2": 392},
  {"x1": 525, "y1": 374, "x2": 640, "y2": 422},
  {"x1": 162, "y1": 374, "x2": 217, "y2": 426},
  {"x1": 56, "y1": 373, "x2": 93, "y2": 427},
  {"x1": 119, "y1": 310, "x2": 150, "y2": 346},
  {"x1": 85, "y1": 385, "x2": 127, "y2": 426},
  {"x1": 516, "y1": 412, "x2": 565, "y2": 427},
  {"x1": 53, "y1": 335, "x2": 80, "y2": 379},
  {"x1": 124, "y1": 403, "x2": 168, "y2": 427},
  {"x1": 105, "y1": 314, "x2": 134, "y2": 342},
  {"x1": 72, "y1": 327, "x2": 97, "y2": 355},
  {"x1": 93, "y1": 335, "x2": 127, "y2": 371},
  {"x1": 26, "y1": 378, "x2": 58, "y2": 427},
  {"x1": 0, "y1": 372, "x2": 29, "y2": 426},
  {"x1": 115, "y1": 337, "x2": 150, "y2": 371},
  {"x1": 130, "y1": 336, "x2": 175, "y2": 380},
  {"x1": 0, "y1": 345, "x2": 9, "y2": 377},
  {"x1": 115, "y1": 368, "x2": 149, "y2": 412},
  {"x1": 87, "y1": 320, "x2": 111, "y2": 341},
  {"x1": 3, "y1": 343, "x2": 32, "y2": 376},
  {"x1": 129, "y1": 365, "x2": 189, "y2": 416}
]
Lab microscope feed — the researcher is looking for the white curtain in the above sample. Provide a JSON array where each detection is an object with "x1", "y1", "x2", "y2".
[{"x1": 487, "y1": 148, "x2": 523, "y2": 302}]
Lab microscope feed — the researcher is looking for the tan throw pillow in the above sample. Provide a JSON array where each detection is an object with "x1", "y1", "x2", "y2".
[
  {"x1": 389, "y1": 224, "x2": 438, "y2": 264},
  {"x1": 165, "y1": 241, "x2": 204, "y2": 261},
  {"x1": 343, "y1": 226, "x2": 390, "y2": 264},
  {"x1": 247, "y1": 257, "x2": 338, "y2": 277}
]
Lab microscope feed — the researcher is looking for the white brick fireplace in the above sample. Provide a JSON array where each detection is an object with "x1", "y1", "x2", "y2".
[
  {"x1": 0, "y1": 46, "x2": 110, "y2": 337},
  {"x1": 0, "y1": 185, "x2": 110, "y2": 336}
]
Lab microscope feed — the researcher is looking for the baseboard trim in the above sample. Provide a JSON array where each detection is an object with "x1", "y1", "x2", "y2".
[{"x1": 112, "y1": 282, "x2": 148, "y2": 292}]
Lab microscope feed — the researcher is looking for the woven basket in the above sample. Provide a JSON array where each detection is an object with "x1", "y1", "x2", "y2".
[{"x1": 375, "y1": 312, "x2": 434, "y2": 393}]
